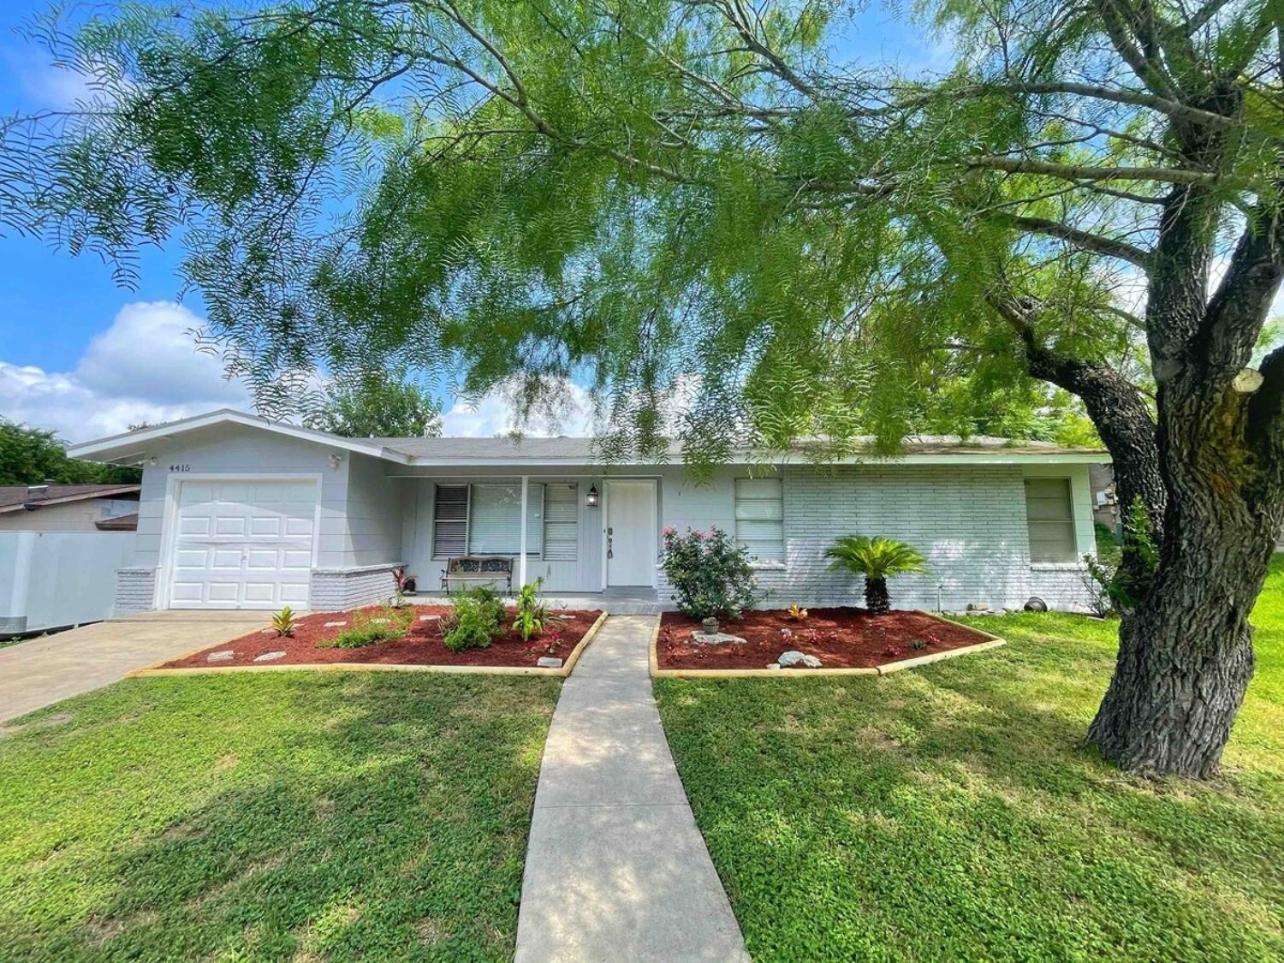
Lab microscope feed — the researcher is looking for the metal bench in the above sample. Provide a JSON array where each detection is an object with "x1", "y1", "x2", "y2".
[{"x1": 441, "y1": 555, "x2": 513, "y2": 594}]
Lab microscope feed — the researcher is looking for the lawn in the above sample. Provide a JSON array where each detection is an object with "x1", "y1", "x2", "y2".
[
  {"x1": 655, "y1": 562, "x2": 1284, "y2": 961},
  {"x1": 0, "y1": 672, "x2": 561, "y2": 962}
]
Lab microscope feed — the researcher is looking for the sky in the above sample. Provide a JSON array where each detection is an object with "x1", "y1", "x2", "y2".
[{"x1": 0, "y1": 0, "x2": 945, "y2": 442}]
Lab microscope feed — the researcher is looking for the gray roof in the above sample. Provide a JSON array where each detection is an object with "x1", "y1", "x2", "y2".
[{"x1": 0, "y1": 483, "x2": 141, "y2": 513}]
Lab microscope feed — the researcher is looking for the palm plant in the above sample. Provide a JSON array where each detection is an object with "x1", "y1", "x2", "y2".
[{"x1": 824, "y1": 536, "x2": 926, "y2": 616}]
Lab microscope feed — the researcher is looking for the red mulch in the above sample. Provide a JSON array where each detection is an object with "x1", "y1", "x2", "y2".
[
  {"x1": 657, "y1": 608, "x2": 994, "y2": 670},
  {"x1": 162, "y1": 605, "x2": 602, "y2": 669}
]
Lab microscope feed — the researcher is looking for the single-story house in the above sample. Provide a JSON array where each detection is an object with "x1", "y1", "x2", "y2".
[
  {"x1": 66, "y1": 409, "x2": 1106, "y2": 614},
  {"x1": 0, "y1": 484, "x2": 140, "y2": 532}
]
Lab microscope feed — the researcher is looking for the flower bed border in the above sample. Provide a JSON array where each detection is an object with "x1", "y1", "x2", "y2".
[
  {"x1": 129, "y1": 611, "x2": 609, "y2": 679},
  {"x1": 648, "y1": 611, "x2": 1005, "y2": 679}
]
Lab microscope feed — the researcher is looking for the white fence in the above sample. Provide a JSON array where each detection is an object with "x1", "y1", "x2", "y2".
[{"x1": 0, "y1": 532, "x2": 136, "y2": 635}]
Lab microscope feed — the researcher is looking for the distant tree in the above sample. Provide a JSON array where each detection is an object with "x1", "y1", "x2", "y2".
[
  {"x1": 0, "y1": 419, "x2": 140, "y2": 485},
  {"x1": 306, "y1": 373, "x2": 443, "y2": 438}
]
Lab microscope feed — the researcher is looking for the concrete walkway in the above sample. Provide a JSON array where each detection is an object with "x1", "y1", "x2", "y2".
[
  {"x1": 0, "y1": 611, "x2": 268, "y2": 725},
  {"x1": 515, "y1": 614, "x2": 749, "y2": 962}
]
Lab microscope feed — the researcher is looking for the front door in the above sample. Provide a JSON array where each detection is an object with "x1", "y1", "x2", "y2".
[{"x1": 605, "y1": 479, "x2": 657, "y2": 587}]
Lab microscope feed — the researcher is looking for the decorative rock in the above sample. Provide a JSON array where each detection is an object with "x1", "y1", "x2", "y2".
[
  {"x1": 691, "y1": 630, "x2": 748, "y2": 645},
  {"x1": 966, "y1": 602, "x2": 991, "y2": 612},
  {"x1": 767, "y1": 663, "x2": 781, "y2": 670},
  {"x1": 780, "y1": 627, "x2": 793, "y2": 639},
  {"x1": 778, "y1": 650, "x2": 822, "y2": 668},
  {"x1": 207, "y1": 650, "x2": 234, "y2": 663},
  {"x1": 536, "y1": 656, "x2": 564, "y2": 669},
  {"x1": 254, "y1": 651, "x2": 286, "y2": 663},
  {"x1": 259, "y1": 629, "x2": 275, "y2": 635},
  {"x1": 1023, "y1": 596, "x2": 1048, "y2": 613},
  {"x1": 324, "y1": 620, "x2": 347, "y2": 628},
  {"x1": 419, "y1": 614, "x2": 441, "y2": 622}
]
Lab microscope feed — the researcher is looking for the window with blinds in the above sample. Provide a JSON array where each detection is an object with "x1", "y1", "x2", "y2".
[
  {"x1": 543, "y1": 483, "x2": 579, "y2": 561},
  {"x1": 734, "y1": 477, "x2": 785, "y2": 562},
  {"x1": 432, "y1": 485, "x2": 468, "y2": 558},
  {"x1": 1025, "y1": 478, "x2": 1077, "y2": 562},
  {"x1": 469, "y1": 483, "x2": 544, "y2": 555}
]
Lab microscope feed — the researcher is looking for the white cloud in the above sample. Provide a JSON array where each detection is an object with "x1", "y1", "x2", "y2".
[
  {"x1": 442, "y1": 379, "x2": 597, "y2": 437},
  {"x1": 0, "y1": 301, "x2": 253, "y2": 442},
  {"x1": 7, "y1": 48, "x2": 98, "y2": 109}
]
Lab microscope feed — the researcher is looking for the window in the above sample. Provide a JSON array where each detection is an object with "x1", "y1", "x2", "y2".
[
  {"x1": 434, "y1": 482, "x2": 546, "y2": 558},
  {"x1": 1025, "y1": 478, "x2": 1077, "y2": 562},
  {"x1": 735, "y1": 477, "x2": 784, "y2": 562},
  {"x1": 469, "y1": 483, "x2": 544, "y2": 555},
  {"x1": 543, "y1": 483, "x2": 579, "y2": 561},
  {"x1": 433, "y1": 485, "x2": 468, "y2": 558}
]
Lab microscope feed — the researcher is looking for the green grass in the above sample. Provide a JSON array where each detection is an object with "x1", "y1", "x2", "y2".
[
  {"x1": 0, "y1": 672, "x2": 561, "y2": 961},
  {"x1": 655, "y1": 561, "x2": 1284, "y2": 962}
]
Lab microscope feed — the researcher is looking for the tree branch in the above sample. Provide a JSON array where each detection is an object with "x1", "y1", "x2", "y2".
[{"x1": 1001, "y1": 213, "x2": 1154, "y2": 269}]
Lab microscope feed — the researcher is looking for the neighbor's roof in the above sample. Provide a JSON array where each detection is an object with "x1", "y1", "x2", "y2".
[
  {"x1": 67, "y1": 408, "x2": 1109, "y2": 466},
  {"x1": 0, "y1": 483, "x2": 142, "y2": 514},
  {"x1": 95, "y1": 512, "x2": 139, "y2": 531}
]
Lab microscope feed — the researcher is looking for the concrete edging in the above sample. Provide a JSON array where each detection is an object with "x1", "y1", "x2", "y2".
[
  {"x1": 128, "y1": 610, "x2": 609, "y2": 680},
  {"x1": 649, "y1": 610, "x2": 1005, "y2": 679}
]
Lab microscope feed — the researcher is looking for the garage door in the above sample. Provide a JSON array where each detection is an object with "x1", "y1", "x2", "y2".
[{"x1": 169, "y1": 480, "x2": 317, "y2": 609}]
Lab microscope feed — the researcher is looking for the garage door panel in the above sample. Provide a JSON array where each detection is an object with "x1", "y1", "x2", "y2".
[{"x1": 169, "y1": 480, "x2": 318, "y2": 610}]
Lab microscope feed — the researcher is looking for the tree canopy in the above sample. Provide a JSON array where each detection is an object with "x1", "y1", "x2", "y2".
[
  {"x1": 305, "y1": 370, "x2": 443, "y2": 437},
  {"x1": 0, "y1": 419, "x2": 141, "y2": 486}
]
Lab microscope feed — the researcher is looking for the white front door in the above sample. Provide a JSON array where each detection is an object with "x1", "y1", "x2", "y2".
[
  {"x1": 605, "y1": 479, "x2": 657, "y2": 587},
  {"x1": 168, "y1": 480, "x2": 317, "y2": 609}
]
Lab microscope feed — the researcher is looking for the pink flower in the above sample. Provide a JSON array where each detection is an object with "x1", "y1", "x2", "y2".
[{"x1": 663, "y1": 527, "x2": 676, "y2": 536}]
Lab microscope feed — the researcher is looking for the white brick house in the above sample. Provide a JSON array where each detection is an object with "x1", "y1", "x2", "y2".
[{"x1": 67, "y1": 409, "x2": 1105, "y2": 614}]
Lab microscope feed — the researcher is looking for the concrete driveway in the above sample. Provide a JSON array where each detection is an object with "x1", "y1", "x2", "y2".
[{"x1": 0, "y1": 611, "x2": 269, "y2": 725}]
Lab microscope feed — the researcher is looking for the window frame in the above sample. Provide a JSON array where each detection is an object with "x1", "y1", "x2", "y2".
[
  {"x1": 1024, "y1": 477, "x2": 1078, "y2": 564},
  {"x1": 734, "y1": 476, "x2": 785, "y2": 563},
  {"x1": 432, "y1": 484, "x2": 470, "y2": 560}
]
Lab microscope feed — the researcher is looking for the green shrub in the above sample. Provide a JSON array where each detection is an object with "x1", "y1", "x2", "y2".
[
  {"x1": 272, "y1": 606, "x2": 297, "y2": 637},
  {"x1": 324, "y1": 605, "x2": 413, "y2": 649},
  {"x1": 660, "y1": 527, "x2": 760, "y2": 620},
  {"x1": 444, "y1": 586, "x2": 505, "y2": 651},
  {"x1": 824, "y1": 535, "x2": 926, "y2": 615},
  {"x1": 512, "y1": 578, "x2": 548, "y2": 641}
]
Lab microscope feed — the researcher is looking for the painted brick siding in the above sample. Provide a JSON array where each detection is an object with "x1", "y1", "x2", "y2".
[
  {"x1": 309, "y1": 565, "x2": 402, "y2": 612},
  {"x1": 115, "y1": 567, "x2": 157, "y2": 614},
  {"x1": 656, "y1": 465, "x2": 1096, "y2": 613}
]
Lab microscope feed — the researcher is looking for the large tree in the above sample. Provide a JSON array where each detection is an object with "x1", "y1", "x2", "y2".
[
  {"x1": 0, "y1": 419, "x2": 141, "y2": 485},
  {"x1": 305, "y1": 370, "x2": 443, "y2": 437},
  {"x1": 3, "y1": 0, "x2": 1281, "y2": 776}
]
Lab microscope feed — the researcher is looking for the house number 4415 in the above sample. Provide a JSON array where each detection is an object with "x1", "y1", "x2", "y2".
[{"x1": 169, "y1": 464, "x2": 191, "y2": 472}]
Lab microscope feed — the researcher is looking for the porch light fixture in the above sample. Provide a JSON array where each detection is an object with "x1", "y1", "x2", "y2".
[
  {"x1": 329, "y1": 452, "x2": 344, "y2": 470},
  {"x1": 586, "y1": 484, "x2": 600, "y2": 508}
]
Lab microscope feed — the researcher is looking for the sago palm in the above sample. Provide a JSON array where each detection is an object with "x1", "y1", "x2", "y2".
[{"x1": 824, "y1": 536, "x2": 926, "y2": 615}]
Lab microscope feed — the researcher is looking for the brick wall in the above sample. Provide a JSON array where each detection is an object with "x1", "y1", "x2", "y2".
[
  {"x1": 114, "y1": 567, "x2": 157, "y2": 614},
  {"x1": 308, "y1": 564, "x2": 402, "y2": 612},
  {"x1": 657, "y1": 465, "x2": 1095, "y2": 613}
]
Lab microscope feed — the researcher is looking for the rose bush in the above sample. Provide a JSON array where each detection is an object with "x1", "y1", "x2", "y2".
[{"x1": 660, "y1": 526, "x2": 760, "y2": 620}]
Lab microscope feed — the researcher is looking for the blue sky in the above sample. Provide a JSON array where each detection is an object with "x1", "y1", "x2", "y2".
[{"x1": 0, "y1": 0, "x2": 945, "y2": 441}]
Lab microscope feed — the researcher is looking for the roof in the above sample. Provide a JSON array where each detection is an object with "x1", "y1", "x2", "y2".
[
  {"x1": 0, "y1": 484, "x2": 142, "y2": 514},
  {"x1": 66, "y1": 409, "x2": 1109, "y2": 467},
  {"x1": 95, "y1": 512, "x2": 139, "y2": 531}
]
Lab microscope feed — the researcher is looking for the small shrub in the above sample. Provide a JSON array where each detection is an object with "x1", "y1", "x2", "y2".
[
  {"x1": 788, "y1": 603, "x2": 809, "y2": 621},
  {"x1": 443, "y1": 586, "x2": 505, "y2": 652},
  {"x1": 326, "y1": 606, "x2": 412, "y2": 649},
  {"x1": 660, "y1": 527, "x2": 760, "y2": 620},
  {"x1": 272, "y1": 606, "x2": 297, "y2": 638},
  {"x1": 824, "y1": 535, "x2": 926, "y2": 615},
  {"x1": 512, "y1": 578, "x2": 548, "y2": 641},
  {"x1": 909, "y1": 637, "x2": 928, "y2": 651}
]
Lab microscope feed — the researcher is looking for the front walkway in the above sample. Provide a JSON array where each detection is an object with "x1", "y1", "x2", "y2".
[
  {"x1": 515, "y1": 614, "x2": 749, "y2": 962},
  {"x1": 0, "y1": 611, "x2": 267, "y2": 725}
]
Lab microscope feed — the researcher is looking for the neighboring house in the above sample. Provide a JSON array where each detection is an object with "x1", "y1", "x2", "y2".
[
  {"x1": 66, "y1": 409, "x2": 1107, "y2": 614},
  {"x1": 1088, "y1": 463, "x2": 1119, "y2": 533},
  {"x1": 0, "y1": 484, "x2": 140, "y2": 532}
]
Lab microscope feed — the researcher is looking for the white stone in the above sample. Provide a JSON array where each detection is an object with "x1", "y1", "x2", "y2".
[
  {"x1": 690, "y1": 631, "x2": 747, "y2": 645},
  {"x1": 323, "y1": 621, "x2": 347, "y2": 628},
  {"x1": 419, "y1": 614, "x2": 441, "y2": 622},
  {"x1": 767, "y1": 663, "x2": 781, "y2": 670},
  {"x1": 254, "y1": 651, "x2": 286, "y2": 663},
  {"x1": 778, "y1": 650, "x2": 822, "y2": 668},
  {"x1": 537, "y1": 656, "x2": 564, "y2": 668},
  {"x1": 206, "y1": 650, "x2": 234, "y2": 663}
]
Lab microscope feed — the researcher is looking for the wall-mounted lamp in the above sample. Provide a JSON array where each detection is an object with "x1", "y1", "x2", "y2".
[
  {"x1": 329, "y1": 452, "x2": 345, "y2": 470},
  {"x1": 585, "y1": 484, "x2": 599, "y2": 508},
  {"x1": 148, "y1": 456, "x2": 158, "y2": 467}
]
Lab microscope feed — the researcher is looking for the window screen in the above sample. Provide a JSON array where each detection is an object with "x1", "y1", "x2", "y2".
[
  {"x1": 543, "y1": 483, "x2": 578, "y2": 561},
  {"x1": 432, "y1": 485, "x2": 468, "y2": 558},
  {"x1": 735, "y1": 477, "x2": 784, "y2": 561},
  {"x1": 1025, "y1": 478, "x2": 1077, "y2": 562}
]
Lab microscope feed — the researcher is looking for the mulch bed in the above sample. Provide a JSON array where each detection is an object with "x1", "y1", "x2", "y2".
[
  {"x1": 657, "y1": 608, "x2": 995, "y2": 670},
  {"x1": 162, "y1": 605, "x2": 603, "y2": 669}
]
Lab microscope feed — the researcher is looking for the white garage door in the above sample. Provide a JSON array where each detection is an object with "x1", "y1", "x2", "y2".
[{"x1": 169, "y1": 480, "x2": 317, "y2": 609}]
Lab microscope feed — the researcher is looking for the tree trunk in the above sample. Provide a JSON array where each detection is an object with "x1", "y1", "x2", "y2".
[
  {"x1": 1088, "y1": 380, "x2": 1283, "y2": 777},
  {"x1": 865, "y1": 576, "x2": 890, "y2": 615}
]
